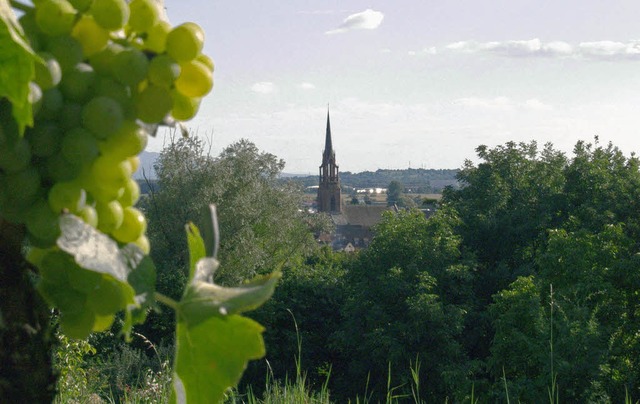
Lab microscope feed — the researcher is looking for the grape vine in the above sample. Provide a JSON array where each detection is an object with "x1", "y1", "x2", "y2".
[{"x1": 0, "y1": 0, "x2": 278, "y2": 402}]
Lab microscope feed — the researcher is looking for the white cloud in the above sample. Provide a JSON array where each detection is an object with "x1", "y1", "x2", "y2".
[
  {"x1": 298, "y1": 82, "x2": 316, "y2": 90},
  {"x1": 524, "y1": 98, "x2": 552, "y2": 110},
  {"x1": 379, "y1": 48, "x2": 391, "y2": 54},
  {"x1": 251, "y1": 82, "x2": 276, "y2": 94},
  {"x1": 407, "y1": 47, "x2": 437, "y2": 56},
  {"x1": 454, "y1": 96, "x2": 515, "y2": 110},
  {"x1": 444, "y1": 38, "x2": 640, "y2": 60},
  {"x1": 578, "y1": 40, "x2": 640, "y2": 59},
  {"x1": 325, "y1": 9, "x2": 384, "y2": 34},
  {"x1": 454, "y1": 96, "x2": 552, "y2": 111}
]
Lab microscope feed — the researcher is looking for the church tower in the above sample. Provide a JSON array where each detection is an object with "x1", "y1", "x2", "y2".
[{"x1": 317, "y1": 109, "x2": 341, "y2": 213}]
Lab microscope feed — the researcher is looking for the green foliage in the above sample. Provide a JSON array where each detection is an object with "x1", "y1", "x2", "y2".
[
  {"x1": 337, "y1": 208, "x2": 474, "y2": 401},
  {"x1": 0, "y1": 0, "x2": 37, "y2": 133},
  {"x1": 171, "y1": 222, "x2": 280, "y2": 403}
]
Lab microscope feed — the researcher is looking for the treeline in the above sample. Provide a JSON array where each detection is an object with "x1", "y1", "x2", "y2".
[
  {"x1": 88, "y1": 137, "x2": 640, "y2": 402},
  {"x1": 244, "y1": 140, "x2": 640, "y2": 402},
  {"x1": 288, "y1": 168, "x2": 459, "y2": 193}
]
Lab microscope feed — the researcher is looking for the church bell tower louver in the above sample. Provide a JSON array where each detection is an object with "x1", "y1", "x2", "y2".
[{"x1": 317, "y1": 108, "x2": 341, "y2": 213}]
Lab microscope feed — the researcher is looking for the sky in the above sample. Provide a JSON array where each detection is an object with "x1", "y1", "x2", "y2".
[{"x1": 148, "y1": 1, "x2": 640, "y2": 174}]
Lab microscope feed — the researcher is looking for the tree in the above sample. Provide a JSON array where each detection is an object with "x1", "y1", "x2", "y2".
[
  {"x1": 386, "y1": 180, "x2": 403, "y2": 205},
  {"x1": 337, "y1": 208, "x2": 475, "y2": 401},
  {"x1": 140, "y1": 136, "x2": 320, "y2": 342}
]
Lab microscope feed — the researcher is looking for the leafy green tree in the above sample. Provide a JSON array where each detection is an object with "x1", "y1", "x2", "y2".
[
  {"x1": 141, "y1": 136, "x2": 320, "y2": 341},
  {"x1": 337, "y1": 208, "x2": 475, "y2": 401},
  {"x1": 245, "y1": 246, "x2": 351, "y2": 398},
  {"x1": 386, "y1": 180, "x2": 403, "y2": 205}
]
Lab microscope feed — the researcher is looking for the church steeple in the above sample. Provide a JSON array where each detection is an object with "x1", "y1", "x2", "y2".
[
  {"x1": 317, "y1": 107, "x2": 341, "y2": 213},
  {"x1": 324, "y1": 109, "x2": 332, "y2": 160}
]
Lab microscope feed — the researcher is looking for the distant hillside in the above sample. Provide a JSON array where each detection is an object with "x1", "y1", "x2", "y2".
[
  {"x1": 133, "y1": 151, "x2": 159, "y2": 180},
  {"x1": 287, "y1": 168, "x2": 459, "y2": 193}
]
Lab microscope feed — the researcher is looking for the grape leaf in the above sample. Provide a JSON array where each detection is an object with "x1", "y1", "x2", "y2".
[
  {"x1": 171, "y1": 219, "x2": 280, "y2": 403},
  {"x1": 57, "y1": 214, "x2": 156, "y2": 338},
  {"x1": 0, "y1": 0, "x2": 38, "y2": 134},
  {"x1": 172, "y1": 314, "x2": 266, "y2": 404}
]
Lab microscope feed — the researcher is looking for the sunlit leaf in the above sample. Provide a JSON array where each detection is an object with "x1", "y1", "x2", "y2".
[
  {"x1": 171, "y1": 314, "x2": 265, "y2": 404},
  {"x1": 0, "y1": 0, "x2": 38, "y2": 134}
]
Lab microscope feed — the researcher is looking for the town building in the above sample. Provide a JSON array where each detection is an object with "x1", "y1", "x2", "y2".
[{"x1": 317, "y1": 109, "x2": 391, "y2": 250}]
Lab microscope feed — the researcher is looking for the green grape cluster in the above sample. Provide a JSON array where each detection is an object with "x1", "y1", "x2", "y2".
[{"x1": 1, "y1": 0, "x2": 214, "y2": 254}]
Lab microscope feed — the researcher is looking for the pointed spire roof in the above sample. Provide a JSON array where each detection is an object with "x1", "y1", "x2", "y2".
[{"x1": 324, "y1": 107, "x2": 332, "y2": 154}]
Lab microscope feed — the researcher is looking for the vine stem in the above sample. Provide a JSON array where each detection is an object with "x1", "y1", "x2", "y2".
[
  {"x1": 155, "y1": 292, "x2": 179, "y2": 310},
  {"x1": 10, "y1": 0, "x2": 32, "y2": 13}
]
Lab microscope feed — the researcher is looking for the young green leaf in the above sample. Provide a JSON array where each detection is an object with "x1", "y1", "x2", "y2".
[
  {"x1": 170, "y1": 220, "x2": 280, "y2": 403},
  {"x1": 0, "y1": 0, "x2": 39, "y2": 133}
]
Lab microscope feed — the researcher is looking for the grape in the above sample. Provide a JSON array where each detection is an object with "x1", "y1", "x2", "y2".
[
  {"x1": 117, "y1": 177, "x2": 140, "y2": 207},
  {"x1": 147, "y1": 54, "x2": 180, "y2": 88},
  {"x1": 196, "y1": 54, "x2": 214, "y2": 72},
  {"x1": 132, "y1": 235, "x2": 150, "y2": 254},
  {"x1": 99, "y1": 120, "x2": 148, "y2": 159},
  {"x1": 60, "y1": 63, "x2": 97, "y2": 102},
  {"x1": 46, "y1": 36, "x2": 83, "y2": 72},
  {"x1": 88, "y1": 277, "x2": 127, "y2": 314},
  {"x1": 95, "y1": 200, "x2": 124, "y2": 232},
  {"x1": 72, "y1": 15, "x2": 110, "y2": 57},
  {"x1": 77, "y1": 205, "x2": 98, "y2": 227},
  {"x1": 111, "y1": 206, "x2": 146, "y2": 243},
  {"x1": 93, "y1": 76, "x2": 134, "y2": 118},
  {"x1": 144, "y1": 20, "x2": 170, "y2": 53},
  {"x1": 48, "y1": 181, "x2": 86, "y2": 213},
  {"x1": 82, "y1": 96, "x2": 124, "y2": 139},
  {"x1": 90, "y1": 0, "x2": 129, "y2": 31},
  {"x1": 34, "y1": 52, "x2": 62, "y2": 90},
  {"x1": 69, "y1": 0, "x2": 93, "y2": 12},
  {"x1": 5, "y1": 167, "x2": 42, "y2": 205},
  {"x1": 59, "y1": 102, "x2": 84, "y2": 130},
  {"x1": 45, "y1": 153, "x2": 81, "y2": 182},
  {"x1": 171, "y1": 90, "x2": 200, "y2": 121},
  {"x1": 36, "y1": 88, "x2": 64, "y2": 121},
  {"x1": 18, "y1": 11, "x2": 43, "y2": 50},
  {"x1": 90, "y1": 155, "x2": 131, "y2": 189},
  {"x1": 135, "y1": 85, "x2": 172, "y2": 123},
  {"x1": 92, "y1": 313, "x2": 115, "y2": 332},
  {"x1": 89, "y1": 43, "x2": 123, "y2": 75},
  {"x1": 128, "y1": 0, "x2": 159, "y2": 33},
  {"x1": 175, "y1": 60, "x2": 213, "y2": 98},
  {"x1": 111, "y1": 48, "x2": 149, "y2": 87},
  {"x1": 61, "y1": 127, "x2": 100, "y2": 165},
  {"x1": 0, "y1": 137, "x2": 32, "y2": 172},
  {"x1": 35, "y1": 0, "x2": 76, "y2": 36},
  {"x1": 166, "y1": 22, "x2": 204, "y2": 62},
  {"x1": 26, "y1": 121, "x2": 62, "y2": 157},
  {"x1": 25, "y1": 199, "x2": 61, "y2": 246},
  {"x1": 128, "y1": 155, "x2": 140, "y2": 173},
  {"x1": 29, "y1": 82, "x2": 43, "y2": 116}
]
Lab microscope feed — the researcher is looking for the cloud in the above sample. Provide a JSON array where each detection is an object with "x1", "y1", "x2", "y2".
[
  {"x1": 445, "y1": 38, "x2": 640, "y2": 60},
  {"x1": 578, "y1": 40, "x2": 640, "y2": 59},
  {"x1": 454, "y1": 96, "x2": 552, "y2": 111},
  {"x1": 407, "y1": 47, "x2": 437, "y2": 57},
  {"x1": 298, "y1": 82, "x2": 316, "y2": 90},
  {"x1": 379, "y1": 48, "x2": 391, "y2": 54},
  {"x1": 251, "y1": 82, "x2": 276, "y2": 94},
  {"x1": 325, "y1": 9, "x2": 384, "y2": 34}
]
